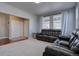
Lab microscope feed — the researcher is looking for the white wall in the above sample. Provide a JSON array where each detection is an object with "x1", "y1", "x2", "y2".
[
  {"x1": 0, "y1": 3, "x2": 38, "y2": 38},
  {"x1": 37, "y1": 16, "x2": 42, "y2": 32}
]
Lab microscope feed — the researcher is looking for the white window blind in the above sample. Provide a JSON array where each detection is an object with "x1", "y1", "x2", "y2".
[
  {"x1": 42, "y1": 16, "x2": 50, "y2": 29},
  {"x1": 41, "y1": 14, "x2": 62, "y2": 30},
  {"x1": 52, "y1": 14, "x2": 62, "y2": 29}
]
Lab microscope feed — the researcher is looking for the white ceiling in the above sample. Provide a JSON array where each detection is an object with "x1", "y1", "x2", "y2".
[{"x1": 6, "y1": 2, "x2": 76, "y2": 16}]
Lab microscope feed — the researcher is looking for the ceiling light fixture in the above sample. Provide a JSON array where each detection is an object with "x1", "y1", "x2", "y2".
[{"x1": 34, "y1": 1, "x2": 40, "y2": 3}]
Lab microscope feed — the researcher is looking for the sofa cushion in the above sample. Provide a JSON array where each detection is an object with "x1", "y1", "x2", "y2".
[
  {"x1": 53, "y1": 32, "x2": 60, "y2": 37},
  {"x1": 42, "y1": 31, "x2": 47, "y2": 35},
  {"x1": 69, "y1": 34, "x2": 75, "y2": 45},
  {"x1": 48, "y1": 36, "x2": 57, "y2": 38},
  {"x1": 41, "y1": 29, "x2": 61, "y2": 36},
  {"x1": 69, "y1": 31, "x2": 79, "y2": 48},
  {"x1": 58, "y1": 40, "x2": 69, "y2": 48},
  {"x1": 70, "y1": 37, "x2": 79, "y2": 53},
  {"x1": 37, "y1": 35, "x2": 47, "y2": 38},
  {"x1": 69, "y1": 31, "x2": 78, "y2": 48}
]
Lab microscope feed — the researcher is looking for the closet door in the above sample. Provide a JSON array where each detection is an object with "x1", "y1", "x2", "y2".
[
  {"x1": 0, "y1": 13, "x2": 9, "y2": 39},
  {"x1": 9, "y1": 16, "x2": 24, "y2": 40},
  {"x1": 24, "y1": 19, "x2": 29, "y2": 38}
]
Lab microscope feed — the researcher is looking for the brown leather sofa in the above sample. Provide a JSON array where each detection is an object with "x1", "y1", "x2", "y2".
[{"x1": 36, "y1": 29, "x2": 61, "y2": 43}]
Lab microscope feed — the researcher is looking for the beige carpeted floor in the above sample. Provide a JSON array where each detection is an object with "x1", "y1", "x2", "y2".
[{"x1": 0, "y1": 39, "x2": 52, "y2": 56}]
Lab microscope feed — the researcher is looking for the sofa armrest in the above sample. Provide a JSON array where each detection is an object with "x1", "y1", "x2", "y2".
[
  {"x1": 58, "y1": 35, "x2": 70, "y2": 41},
  {"x1": 36, "y1": 33, "x2": 42, "y2": 35},
  {"x1": 59, "y1": 40, "x2": 69, "y2": 47},
  {"x1": 54, "y1": 39, "x2": 69, "y2": 48},
  {"x1": 36, "y1": 33, "x2": 42, "y2": 38},
  {"x1": 43, "y1": 47, "x2": 78, "y2": 56},
  {"x1": 43, "y1": 45, "x2": 78, "y2": 56}
]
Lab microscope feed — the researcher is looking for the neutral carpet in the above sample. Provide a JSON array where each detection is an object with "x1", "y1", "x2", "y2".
[{"x1": 0, "y1": 39, "x2": 52, "y2": 56}]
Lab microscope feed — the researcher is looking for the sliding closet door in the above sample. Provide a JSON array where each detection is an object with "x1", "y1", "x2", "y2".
[
  {"x1": 9, "y1": 16, "x2": 24, "y2": 40},
  {"x1": 0, "y1": 13, "x2": 9, "y2": 39},
  {"x1": 24, "y1": 19, "x2": 29, "y2": 38}
]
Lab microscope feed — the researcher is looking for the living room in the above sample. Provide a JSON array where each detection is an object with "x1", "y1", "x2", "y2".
[{"x1": 0, "y1": 2, "x2": 79, "y2": 57}]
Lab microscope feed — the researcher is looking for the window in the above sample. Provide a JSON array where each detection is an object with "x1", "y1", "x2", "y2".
[
  {"x1": 42, "y1": 16, "x2": 50, "y2": 29},
  {"x1": 52, "y1": 14, "x2": 62, "y2": 30},
  {"x1": 41, "y1": 14, "x2": 62, "y2": 30}
]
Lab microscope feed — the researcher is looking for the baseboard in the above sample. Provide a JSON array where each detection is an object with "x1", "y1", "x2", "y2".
[
  {"x1": 0, "y1": 36, "x2": 28, "y2": 46},
  {"x1": 9, "y1": 36, "x2": 28, "y2": 42},
  {"x1": 0, "y1": 38, "x2": 10, "y2": 45}
]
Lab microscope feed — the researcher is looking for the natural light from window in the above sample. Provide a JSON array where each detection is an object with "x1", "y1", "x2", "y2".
[{"x1": 52, "y1": 14, "x2": 62, "y2": 30}]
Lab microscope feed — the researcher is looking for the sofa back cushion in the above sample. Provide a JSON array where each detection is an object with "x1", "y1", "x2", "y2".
[
  {"x1": 70, "y1": 38, "x2": 79, "y2": 53},
  {"x1": 70, "y1": 31, "x2": 79, "y2": 53},
  {"x1": 52, "y1": 30, "x2": 61, "y2": 37},
  {"x1": 41, "y1": 29, "x2": 61, "y2": 36},
  {"x1": 69, "y1": 30, "x2": 78, "y2": 47},
  {"x1": 42, "y1": 29, "x2": 52, "y2": 36}
]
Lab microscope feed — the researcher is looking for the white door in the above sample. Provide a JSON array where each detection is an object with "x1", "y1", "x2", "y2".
[
  {"x1": 0, "y1": 13, "x2": 9, "y2": 39},
  {"x1": 24, "y1": 19, "x2": 29, "y2": 37},
  {"x1": 9, "y1": 16, "x2": 24, "y2": 40}
]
